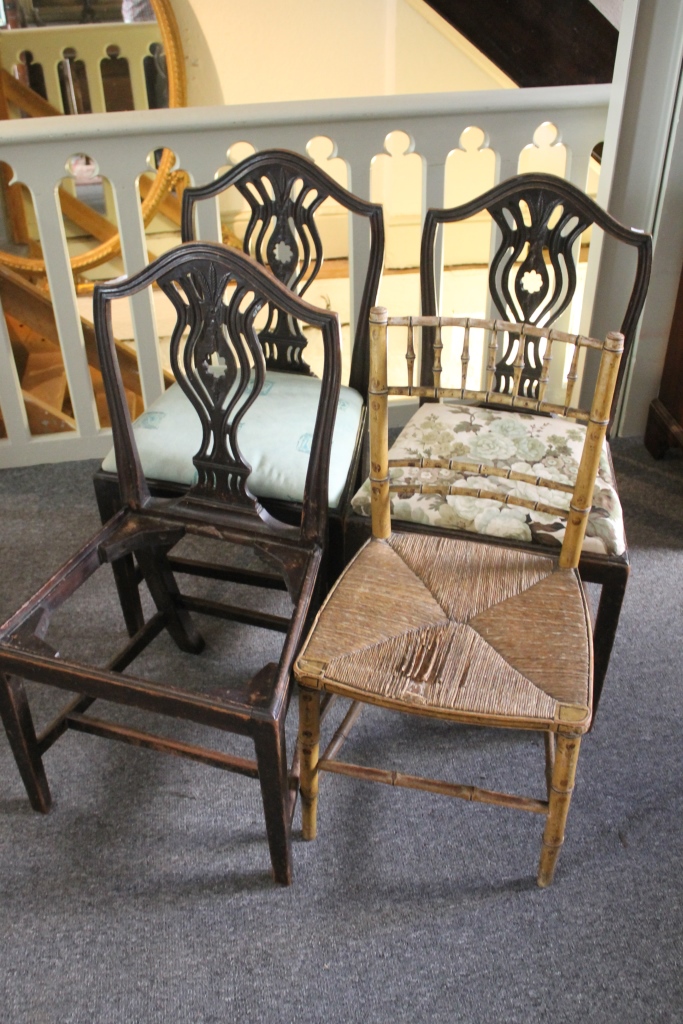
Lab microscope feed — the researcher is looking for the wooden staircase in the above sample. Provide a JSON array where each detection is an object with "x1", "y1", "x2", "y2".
[
  {"x1": 425, "y1": 0, "x2": 618, "y2": 87},
  {"x1": 0, "y1": 264, "x2": 172, "y2": 436}
]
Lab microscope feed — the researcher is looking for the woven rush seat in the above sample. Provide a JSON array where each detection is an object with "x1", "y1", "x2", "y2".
[
  {"x1": 297, "y1": 533, "x2": 590, "y2": 728},
  {"x1": 350, "y1": 403, "x2": 624, "y2": 557}
]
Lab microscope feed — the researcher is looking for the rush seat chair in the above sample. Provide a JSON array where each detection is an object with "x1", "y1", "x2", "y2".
[{"x1": 295, "y1": 307, "x2": 624, "y2": 887}]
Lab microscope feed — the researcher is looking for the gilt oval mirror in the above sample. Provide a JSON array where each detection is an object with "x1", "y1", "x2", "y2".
[{"x1": 0, "y1": 0, "x2": 186, "y2": 277}]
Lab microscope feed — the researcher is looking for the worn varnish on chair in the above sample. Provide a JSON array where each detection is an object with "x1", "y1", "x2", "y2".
[
  {"x1": 348, "y1": 173, "x2": 650, "y2": 714},
  {"x1": 93, "y1": 149, "x2": 384, "y2": 633},
  {"x1": 0, "y1": 243, "x2": 343, "y2": 885},
  {"x1": 296, "y1": 308, "x2": 624, "y2": 887}
]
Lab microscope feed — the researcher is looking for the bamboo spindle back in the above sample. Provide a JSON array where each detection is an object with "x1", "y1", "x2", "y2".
[
  {"x1": 371, "y1": 312, "x2": 624, "y2": 565},
  {"x1": 558, "y1": 330, "x2": 624, "y2": 569},
  {"x1": 369, "y1": 306, "x2": 390, "y2": 540}
]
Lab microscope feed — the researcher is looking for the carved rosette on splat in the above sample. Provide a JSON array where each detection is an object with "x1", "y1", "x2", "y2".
[
  {"x1": 238, "y1": 165, "x2": 327, "y2": 375},
  {"x1": 488, "y1": 189, "x2": 591, "y2": 396},
  {"x1": 159, "y1": 259, "x2": 266, "y2": 508}
]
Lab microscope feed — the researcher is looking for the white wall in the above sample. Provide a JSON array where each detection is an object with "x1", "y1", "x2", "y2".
[{"x1": 171, "y1": 0, "x2": 514, "y2": 108}]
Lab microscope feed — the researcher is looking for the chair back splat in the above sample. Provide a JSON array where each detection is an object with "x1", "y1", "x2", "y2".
[
  {"x1": 96, "y1": 243, "x2": 339, "y2": 552},
  {"x1": 0, "y1": 244, "x2": 343, "y2": 886},
  {"x1": 294, "y1": 306, "x2": 625, "y2": 888},
  {"x1": 420, "y1": 173, "x2": 650, "y2": 424},
  {"x1": 181, "y1": 148, "x2": 384, "y2": 399}
]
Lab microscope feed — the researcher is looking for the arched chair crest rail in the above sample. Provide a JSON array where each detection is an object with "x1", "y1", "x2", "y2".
[
  {"x1": 347, "y1": 173, "x2": 651, "y2": 715},
  {"x1": 295, "y1": 308, "x2": 625, "y2": 888},
  {"x1": 0, "y1": 243, "x2": 344, "y2": 886},
  {"x1": 93, "y1": 149, "x2": 384, "y2": 634}
]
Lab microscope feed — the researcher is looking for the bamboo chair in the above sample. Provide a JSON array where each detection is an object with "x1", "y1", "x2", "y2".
[
  {"x1": 93, "y1": 149, "x2": 384, "y2": 635},
  {"x1": 0, "y1": 243, "x2": 343, "y2": 886},
  {"x1": 346, "y1": 173, "x2": 651, "y2": 715},
  {"x1": 295, "y1": 308, "x2": 624, "y2": 887}
]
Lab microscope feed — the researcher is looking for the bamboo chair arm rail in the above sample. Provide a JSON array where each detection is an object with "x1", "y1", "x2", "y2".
[
  {"x1": 388, "y1": 458, "x2": 575, "y2": 494},
  {"x1": 385, "y1": 385, "x2": 592, "y2": 420},
  {"x1": 387, "y1": 483, "x2": 569, "y2": 518},
  {"x1": 386, "y1": 315, "x2": 603, "y2": 351}
]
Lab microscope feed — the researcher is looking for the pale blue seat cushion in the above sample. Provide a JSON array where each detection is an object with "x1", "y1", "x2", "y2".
[{"x1": 102, "y1": 371, "x2": 364, "y2": 509}]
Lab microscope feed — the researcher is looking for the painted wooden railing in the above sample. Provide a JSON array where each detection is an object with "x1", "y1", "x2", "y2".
[{"x1": 0, "y1": 84, "x2": 609, "y2": 467}]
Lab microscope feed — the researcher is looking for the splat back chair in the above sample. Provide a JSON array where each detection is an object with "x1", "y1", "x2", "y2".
[
  {"x1": 94, "y1": 149, "x2": 383, "y2": 635},
  {"x1": 0, "y1": 243, "x2": 343, "y2": 885},
  {"x1": 295, "y1": 308, "x2": 624, "y2": 887},
  {"x1": 349, "y1": 173, "x2": 651, "y2": 714}
]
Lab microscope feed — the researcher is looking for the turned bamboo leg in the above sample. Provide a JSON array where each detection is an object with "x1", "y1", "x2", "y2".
[
  {"x1": 298, "y1": 688, "x2": 321, "y2": 841},
  {"x1": 0, "y1": 673, "x2": 52, "y2": 813},
  {"x1": 537, "y1": 732, "x2": 581, "y2": 888},
  {"x1": 544, "y1": 731, "x2": 556, "y2": 798}
]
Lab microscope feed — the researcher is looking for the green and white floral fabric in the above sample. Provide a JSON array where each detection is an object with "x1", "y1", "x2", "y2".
[
  {"x1": 102, "y1": 371, "x2": 364, "y2": 509},
  {"x1": 351, "y1": 403, "x2": 625, "y2": 557}
]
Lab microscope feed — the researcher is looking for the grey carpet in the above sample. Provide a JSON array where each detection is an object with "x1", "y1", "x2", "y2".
[{"x1": 0, "y1": 439, "x2": 682, "y2": 1024}]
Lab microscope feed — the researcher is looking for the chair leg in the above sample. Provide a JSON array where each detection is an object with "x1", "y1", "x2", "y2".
[
  {"x1": 254, "y1": 721, "x2": 292, "y2": 885},
  {"x1": 537, "y1": 732, "x2": 581, "y2": 888},
  {"x1": 592, "y1": 567, "x2": 628, "y2": 718},
  {"x1": 0, "y1": 674, "x2": 51, "y2": 813},
  {"x1": 93, "y1": 474, "x2": 144, "y2": 637},
  {"x1": 136, "y1": 547, "x2": 205, "y2": 655},
  {"x1": 298, "y1": 688, "x2": 320, "y2": 841},
  {"x1": 110, "y1": 554, "x2": 146, "y2": 638}
]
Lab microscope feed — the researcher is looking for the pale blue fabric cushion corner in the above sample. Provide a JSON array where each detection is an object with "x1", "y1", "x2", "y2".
[{"x1": 101, "y1": 371, "x2": 363, "y2": 509}]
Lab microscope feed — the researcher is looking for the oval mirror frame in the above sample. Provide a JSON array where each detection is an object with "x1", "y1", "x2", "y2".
[{"x1": 0, "y1": 0, "x2": 187, "y2": 278}]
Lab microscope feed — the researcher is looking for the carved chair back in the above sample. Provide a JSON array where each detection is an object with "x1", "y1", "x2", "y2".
[
  {"x1": 368, "y1": 309, "x2": 624, "y2": 570},
  {"x1": 94, "y1": 243, "x2": 342, "y2": 548},
  {"x1": 181, "y1": 149, "x2": 384, "y2": 398},
  {"x1": 420, "y1": 173, "x2": 650, "y2": 416}
]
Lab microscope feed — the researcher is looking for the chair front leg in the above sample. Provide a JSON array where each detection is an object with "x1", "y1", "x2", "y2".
[
  {"x1": 298, "y1": 688, "x2": 321, "y2": 841},
  {"x1": 254, "y1": 720, "x2": 292, "y2": 885},
  {"x1": 537, "y1": 731, "x2": 581, "y2": 888},
  {"x1": 0, "y1": 673, "x2": 51, "y2": 813}
]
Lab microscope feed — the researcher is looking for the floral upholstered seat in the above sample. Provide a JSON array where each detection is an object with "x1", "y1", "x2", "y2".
[{"x1": 350, "y1": 402, "x2": 624, "y2": 557}]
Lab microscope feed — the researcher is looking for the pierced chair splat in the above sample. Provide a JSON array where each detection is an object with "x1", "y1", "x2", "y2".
[
  {"x1": 295, "y1": 308, "x2": 624, "y2": 888},
  {"x1": 348, "y1": 173, "x2": 651, "y2": 714},
  {"x1": 93, "y1": 149, "x2": 384, "y2": 634},
  {"x1": 0, "y1": 243, "x2": 344, "y2": 886}
]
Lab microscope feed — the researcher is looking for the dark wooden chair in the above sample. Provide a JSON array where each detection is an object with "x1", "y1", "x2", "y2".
[
  {"x1": 296, "y1": 308, "x2": 625, "y2": 887},
  {"x1": 346, "y1": 173, "x2": 651, "y2": 715},
  {"x1": 0, "y1": 243, "x2": 343, "y2": 885},
  {"x1": 93, "y1": 149, "x2": 384, "y2": 634}
]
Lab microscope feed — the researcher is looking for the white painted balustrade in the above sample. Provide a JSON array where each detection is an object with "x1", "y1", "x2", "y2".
[{"x1": 0, "y1": 84, "x2": 609, "y2": 467}]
